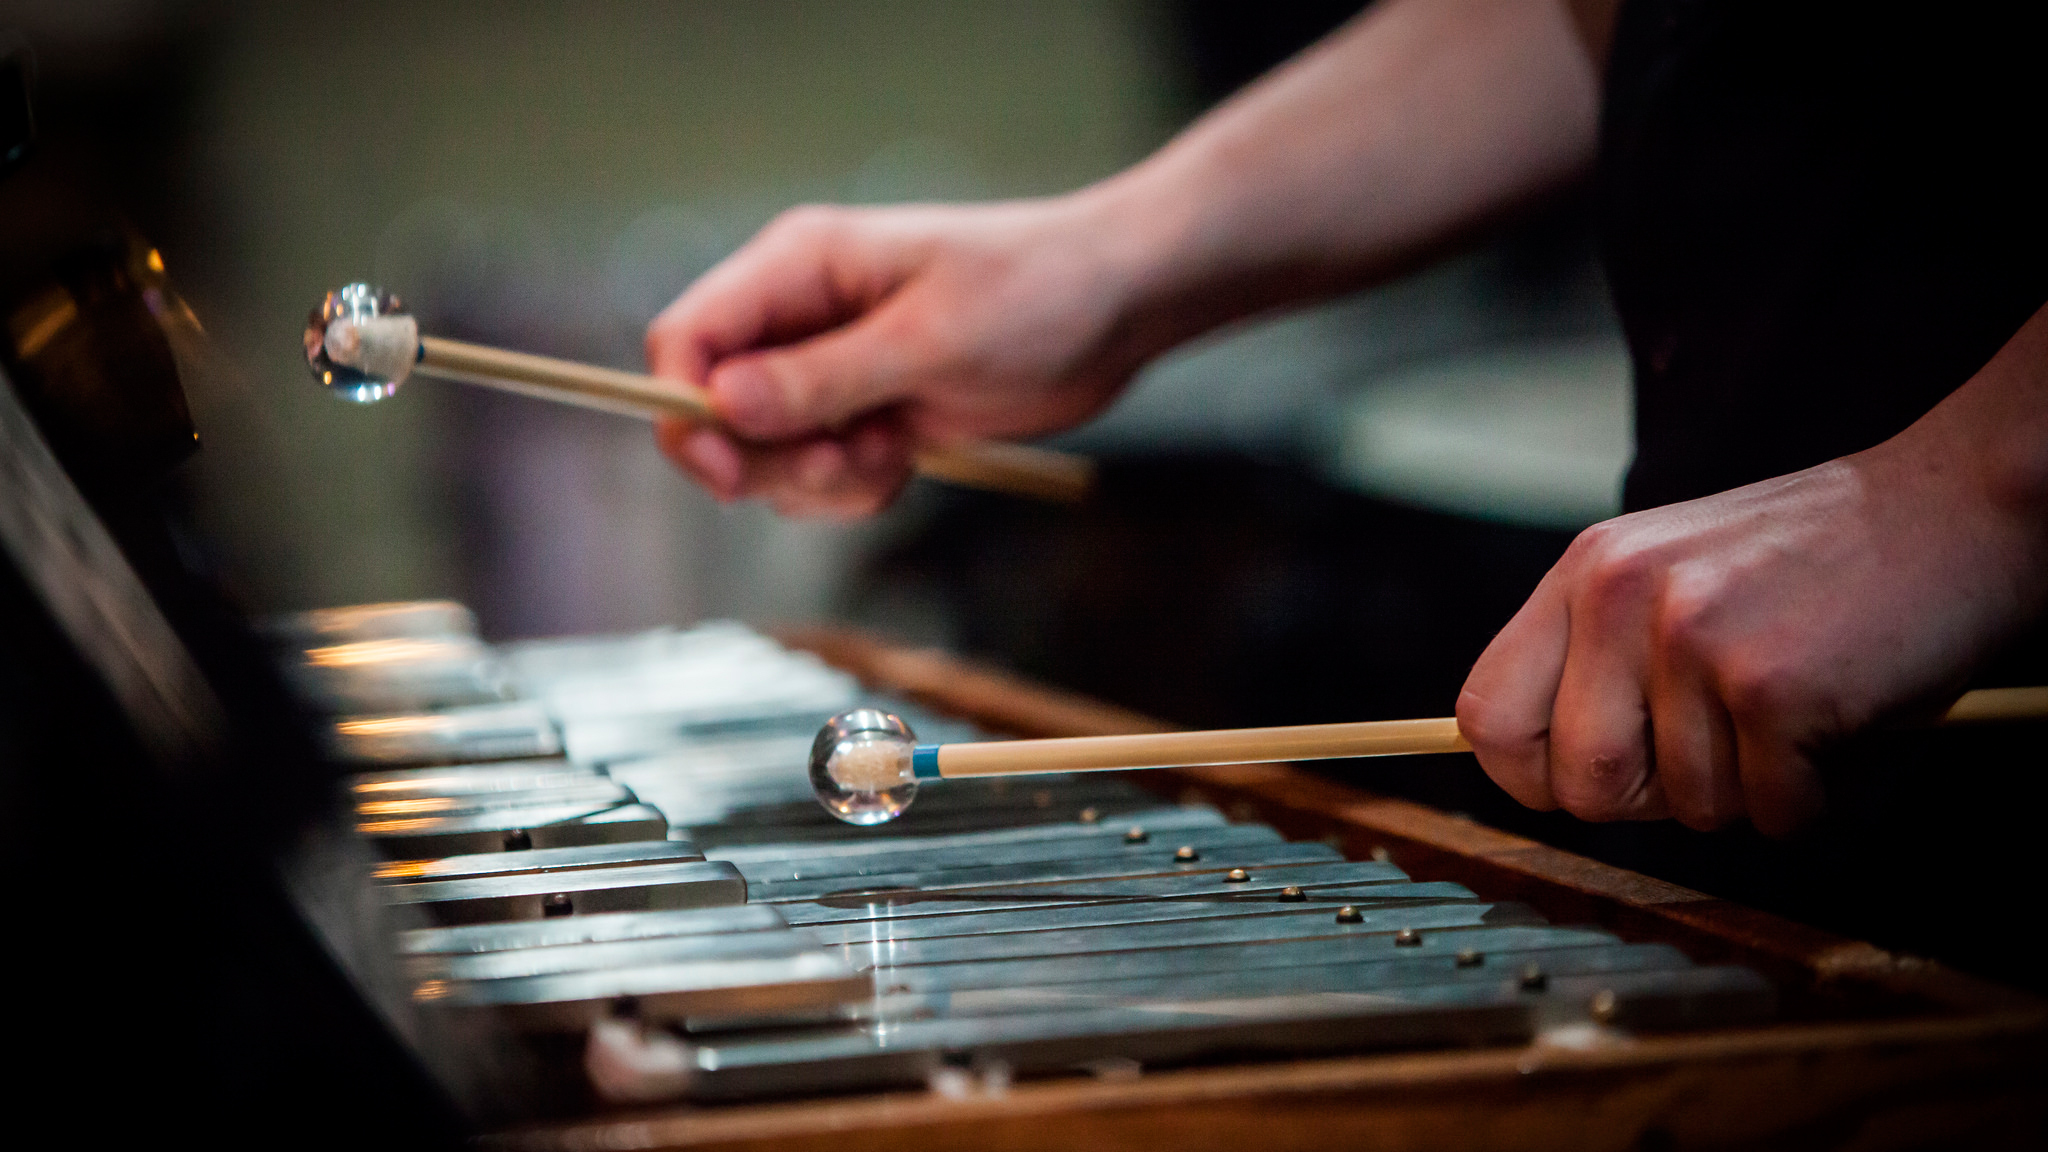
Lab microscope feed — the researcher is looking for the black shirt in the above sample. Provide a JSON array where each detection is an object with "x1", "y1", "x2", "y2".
[
  {"x1": 1600, "y1": 1, "x2": 2048, "y2": 512},
  {"x1": 1578, "y1": 3, "x2": 2048, "y2": 988}
]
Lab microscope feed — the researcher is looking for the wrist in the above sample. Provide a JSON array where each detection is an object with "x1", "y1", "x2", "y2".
[
  {"x1": 1868, "y1": 302, "x2": 2048, "y2": 619},
  {"x1": 1070, "y1": 155, "x2": 1334, "y2": 378},
  {"x1": 1061, "y1": 165, "x2": 1215, "y2": 360},
  {"x1": 1933, "y1": 304, "x2": 2048, "y2": 527}
]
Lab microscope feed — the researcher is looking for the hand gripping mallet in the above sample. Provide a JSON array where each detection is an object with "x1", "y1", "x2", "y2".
[
  {"x1": 304, "y1": 283, "x2": 1094, "y2": 503},
  {"x1": 809, "y1": 686, "x2": 2048, "y2": 824}
]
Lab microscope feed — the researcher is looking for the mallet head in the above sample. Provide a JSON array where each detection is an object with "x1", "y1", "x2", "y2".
[
  {"x1": 810, "y1": 707, "x2": 919, "y2": 825},
  {"x1": 304, "y1": 283, "x2": 421, "y2": 403}
]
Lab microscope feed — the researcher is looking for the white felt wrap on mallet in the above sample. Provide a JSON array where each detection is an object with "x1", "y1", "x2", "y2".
[{"x1": 326, "y1": 314, "x2": 421, "y2": 386}]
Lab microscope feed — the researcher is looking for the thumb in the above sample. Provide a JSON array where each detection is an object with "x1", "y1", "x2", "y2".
[{"x1": 707, "y1": 314, "x2": 921, "y2": 441}]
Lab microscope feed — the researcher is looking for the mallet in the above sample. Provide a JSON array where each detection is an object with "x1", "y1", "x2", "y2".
[
  {"x1": 809, "y1": 686, "x2": 2048, "y2": 824},
  {"x1": 303, "y1": 283, "x2": 1095, "y2": 504}
]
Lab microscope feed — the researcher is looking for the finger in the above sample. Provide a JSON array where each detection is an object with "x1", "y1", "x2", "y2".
[
  {"x1": 1548, "y1": 618, "x2": 1667, "y2": 823},
  {"x1": 644, "y1": 207, "x2": 904, "y2": 383},
  {"x1": 1458, "y1": 568, "x2": 1572, "y2": 812},
  {"x1": 705, "y1": 306, "x2": 926, "y2": 441},
  {"x1": 730, "y1": 416, "x2": 914, "y2": 520},
  {"x1": 1731, "y1": 719, "x2": 1826, "y2": 838},
  {"x1": 1543, "y1": 540, "x2": 1670, "y2": 821},
  {"x1": 1646, "y1": 662, "x2": 1744, "y2": 831},
  {"x1": 655, "y1": 419, "x2": 745, "y2": 503}
]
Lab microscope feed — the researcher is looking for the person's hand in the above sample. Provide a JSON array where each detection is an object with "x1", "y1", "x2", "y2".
[
  {"x1": 1457, "y1": 319, "x2": 2048, "y2": 835},
  {"x1": 643, "y1": 0, "x2": 1613, "y2": 519},
  {"x1": 644, "y1": 196, "x2": 1157, "y2": 517}
]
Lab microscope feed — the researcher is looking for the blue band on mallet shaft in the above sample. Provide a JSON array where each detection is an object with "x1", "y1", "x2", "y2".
[{"x1": 912, "y1": 745, "x2": 942, "y2": 780}]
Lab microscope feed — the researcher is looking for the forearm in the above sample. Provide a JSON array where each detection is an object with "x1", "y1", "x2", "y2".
[
  {"x1": 1075, "y1": 0, "x2": 1612, "y2": 360},
  {"x1": 1877, "y1": 299, "x2": 2048, "y2": 617}
]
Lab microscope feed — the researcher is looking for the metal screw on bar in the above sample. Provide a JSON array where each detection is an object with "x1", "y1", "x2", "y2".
[
  {"x1": 1369, "y1": 845, "x2": 1392, "y2": 863},
  {"x1": 1174, "y1": 846, "x2": 1200, "y2": 862},
  {"x1": 1224, "y1": 868, "x2": 1250, "y2": 883},
  {"x1": 1519, "y1": 965, "x2": 1548, "y2": 992},
  {"x1": 1124, "y1": 827, "x2": 1149, "y2": 844},
  {"x1": 1078, "y1": 807, "x2": 1101, "y2": 824},
  {"x1": 1455, "y1": 949, "x2": 1485, "y2": 968},
  {"x1": 503, "y1": 829, "x2": 533, "y2": 851},
  {"x1": 1394, "y1": 928, "x2": 1422, "y2": 946},
  {"x1": 542, "y1": 893, "x2": 574, "y2": 918},
  {"x1": 1278, "y1": 886, "x2": 1306, "y2": 902},
  {"x1": 1590, "y1": 989, "x2": 1619, "y2": 1024},
  {"x1": 1335, "y1": 906, "x2": 1363, "y2": 924}
]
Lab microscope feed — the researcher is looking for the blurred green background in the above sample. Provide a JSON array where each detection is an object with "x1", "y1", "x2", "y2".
[{"x1": 2, "y1": 0, "x2": 1622, "y2": 659}]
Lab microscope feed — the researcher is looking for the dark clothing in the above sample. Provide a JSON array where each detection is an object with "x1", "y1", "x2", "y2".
[
  {"x1": 1575, "y1": 1, "x2": 2048, "y2": 991},
  {"x1": 1599, "y1": 1, "x2": 2048, "y2": 512}
]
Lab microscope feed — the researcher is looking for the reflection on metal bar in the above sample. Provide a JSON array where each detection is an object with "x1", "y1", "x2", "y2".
[
  {"x1": 374, "y1": 840, "x2": 703, "y2": 883},
  {"x1": 721, "y1": 813, "x2": 1254, "y2": 881},
  {"x1": 361, "y1": 802, "x2": 668, "y2": 858},
  {"x1": 892, "y1": 942, "x2": 1692, "y2": 1017},
  {"x1": 420, "y1": 951, "x2": 872, "y2": 1031},
  {"x1": 781, "y1": 858, "x2": 1416, "y2": 927},
  {"x1": 385, "y1": 859, "x2": 747, "y2": 924},
  {"x1": 400, "y1": 903, "x2": 790, "y2": 956},
  {"x1": 754, "y1": 841, "x2": 1342, "y2": 904},
  {"x1": 874, "y1": 922, "x2": 1615, "y2": 994}
]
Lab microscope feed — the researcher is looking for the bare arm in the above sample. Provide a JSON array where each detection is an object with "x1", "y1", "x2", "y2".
[
  {"x1": 1092, "y1": 0, "x2": 1612, "y2": 359},
  {"x1": 646, "y1": 0, "x2": 1609, "y2": 515}
]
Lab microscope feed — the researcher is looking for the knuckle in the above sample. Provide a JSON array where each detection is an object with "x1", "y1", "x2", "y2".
[
  {"x1": 1563, "y1": 518, "x2": 1625, "y2": 565},
  {"x1": 1719, "y1": 655, "x2": 1796, "y2": 719},
  {"x1": 1554, "y1": 748, "x2": 1647, "y2": 821},
  {"x1": 1652, "y1": 579, "x2": 1717, "y2": 656},
  {"x1": 1585, "y1": 551, "x2": 1650, "y2": 605},
  {"x1": 1570, "y1": 529, "x2": 1659, "y2": 617},
  {"x1": 768, "y1": 203, "x2": 840, "y2": 236}
]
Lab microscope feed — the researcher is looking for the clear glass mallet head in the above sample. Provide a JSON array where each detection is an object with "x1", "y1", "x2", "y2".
[
  {"x1": 303, "y1": 283, "x2": 421, "y2": 403},
  {"x1": 810, "y1": 708, "x2": 920, "y2": 825}
]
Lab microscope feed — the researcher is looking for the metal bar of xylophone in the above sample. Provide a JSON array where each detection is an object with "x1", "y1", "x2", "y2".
[{"x1": 271, "y1": 602, "x2": 1780, "y2": 1113}]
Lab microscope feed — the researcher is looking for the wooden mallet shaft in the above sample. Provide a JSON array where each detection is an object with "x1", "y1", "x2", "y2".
[
  {"x1": 908, "y1": 686, "x2": 2048, "y2": 780},
  {"x1": 416, "y1": 335, "x2": 1095, "y2": 504}
]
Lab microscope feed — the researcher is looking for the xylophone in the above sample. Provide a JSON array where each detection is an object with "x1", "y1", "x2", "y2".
[{"x1": 275, "y1": 602, "x2": 1779, "y2": 1114}]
